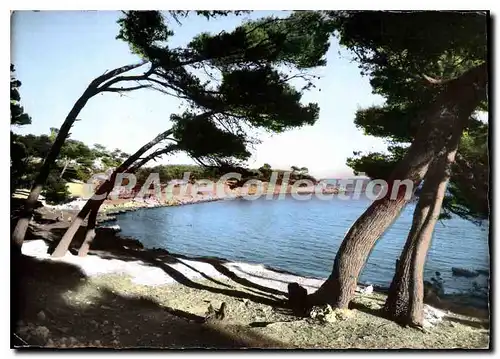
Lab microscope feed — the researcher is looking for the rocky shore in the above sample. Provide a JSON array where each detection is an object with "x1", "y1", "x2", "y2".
[{"x1": 12, "y1": 201, "x2": 490, "y2": 349}]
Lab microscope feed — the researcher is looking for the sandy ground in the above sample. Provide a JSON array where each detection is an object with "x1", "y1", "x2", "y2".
[
  {"x1": 11, "y1": 195, "x2": 490, "y2": 350},
  {"x1": 14, "y1": 239, "x2": 490, "y2": 349}
]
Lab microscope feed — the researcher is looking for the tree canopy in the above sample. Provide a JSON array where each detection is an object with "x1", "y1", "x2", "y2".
[
  {"x1": 11, "y1": 64, "x2": 32, "y2": 127},
  {"x1": 111, "y1": 10, "x2": 335, "y2": 169},
  {"x1": 333, "y1": 11, "x2": 489, "y2": 222}
]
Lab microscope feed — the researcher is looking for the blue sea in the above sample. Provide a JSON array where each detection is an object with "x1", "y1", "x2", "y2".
[{"x1": 115, "y1": 195, "x2": 490, "y2": 294}]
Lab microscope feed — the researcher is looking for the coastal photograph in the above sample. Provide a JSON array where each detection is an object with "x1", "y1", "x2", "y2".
[{"x1": 10, "y1": 10, "x2": 490, "y2": 349}]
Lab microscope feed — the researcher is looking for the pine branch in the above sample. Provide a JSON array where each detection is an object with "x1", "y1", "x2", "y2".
[
  {"x1": 100, "y1": 84, "x2": 152, "y2": 93},
  {"x1": 90, "y1": 61, "x2": 148, "y2": 89}
]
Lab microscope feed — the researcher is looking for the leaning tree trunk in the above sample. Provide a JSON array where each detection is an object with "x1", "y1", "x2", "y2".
[
  {"x1": 78, "y1": 208, "x2": 98, "y2": 257},
  {"x1": 383, "y1": 108, "x2": 472, "y2": 327},
  {"x1": 11, "y1": 61, "x2": 149, "y2": 254},
  {"x1": 309, "y1": 63, "x2": 488, "y2": 309},
  {"x1": 11, "y1": 90, "x2": 95, "y2": 254},
  {"x1": 51, "y1": 129, "x2": 174, "y2": 257},
  {"x1": 74, "y1": 144, "x2": 179, "y2": 256}
]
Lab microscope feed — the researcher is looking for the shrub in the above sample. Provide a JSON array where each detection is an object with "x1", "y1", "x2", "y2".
[{"x1": 43, "y1": 172, "x2": 71, "y2": 204}]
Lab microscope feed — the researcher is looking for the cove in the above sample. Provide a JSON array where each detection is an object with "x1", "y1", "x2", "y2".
[{"x1": 115, "y1": 194, "x2": 489, "y2": 294}]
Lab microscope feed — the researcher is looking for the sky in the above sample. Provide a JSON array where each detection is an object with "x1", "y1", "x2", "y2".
[{"x1": 10, "y1": 10, "x2": 392, "y2": 179}]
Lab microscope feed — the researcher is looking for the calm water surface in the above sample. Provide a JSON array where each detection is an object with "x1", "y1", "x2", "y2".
[{"x1": 115, "y1": 195, "x2": 489, "y2": 293}]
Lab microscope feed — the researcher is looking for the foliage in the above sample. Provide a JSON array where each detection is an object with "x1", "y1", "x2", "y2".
[
  {"x1": 442, "y1": 119, "x2": 489, "y2": 222},
  {"x1": 135, "y1": 164, "x2": 215, "y2": 184},
  {"x1": 11, "y1": 127, "x2": 133, "y2": 200},
  {"x1": 133, "y1": 162, "x2": 318, "y2": 189},
  {"x1": 10, "y1": 64, "x2": 32, "y2": 126},
  {"x1": 43, "y1": 172, "x2": 71, "y2": 204},
  {"x1": 328, "y1": 11, "x2": 487, "y2": 109},
  {"x1": 13, "y1": 10, "x2": 336, "y2": 209},
  {"x1": 11, "y1": 64, "x2": 33, "y2": 193},
  {"x1": 334, "y1": 11, "x2": 489, "y2": 222},
  {"x1": 258, "y1": 163, "x2": 272, "y2": 178},
  {"x1": 114, "y1": 10, "x2": 335, "y2": 170}
]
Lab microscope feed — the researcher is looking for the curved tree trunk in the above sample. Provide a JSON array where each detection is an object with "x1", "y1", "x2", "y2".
[
  {"x1": 11, "y1": 61, "x2": 149, "y2": 253},
  {"x1": 74, "y1": 145, "x2": 180, "y2": 256},
  {"x1": 383, "y1": 111, "x2": 467, "y2": 327},
  {"x1": 11, "y1": 90, "x2": 95, "y2": 254},
  {"x1": 51, "y1": 184, "x2": 110, "y2": 257},
  {"x1": 51, "y1": 129, "x2": 174, "y2": 257},
  {"x1": 309, "y1": 63, "x2": 487, "y2": 309}
]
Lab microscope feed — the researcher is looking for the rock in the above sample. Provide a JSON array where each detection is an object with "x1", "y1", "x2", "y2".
[
  {"x1": 423, "y1": 304, "x2": 447, "y2": 327},
  {"x1": 323, "y1": 310, "x2": 337, "y2": 323},
  {"x1": 33, "y1": 326, "x2": 50, "y2": 341},
  {"x1": 424, "y1": 281, "x2": 442, "y2": 303},
  {"x1": 476, "y1": 269, "x2": 489, "y2": 276},
  {"x1": 360, "y1": 285, "x2": 374, "y2": 295},
  {"x1": 216, "y1": 302, "x2": 227, "y2": 320},
  {"x1": 309, "y1": 305, "x2": 354, "y2": 324},
  {"x1": 452, "y1": 267, "x2": 479, "y2": 278},
  {"x1": 69, "y1": 337, "x2": 78, "y2": 346},
  {"x1": 288, "y1": 282, "x2": 309, "y2": 316},
  {"x1": 46, "y1": 339, "x2": 55, "y2": 347},
  {"x1": 334, "y1": 308, "x2": 355, "y2": 321},
  {"x1": 366, "y1": 301, "x2": 382, "y2": 310},
  {"x1": 205, "y1": 302, "x2": 227, "y2": 322},
  {"x1": 18, "y1": 325, "x2": 30, "y2": 335},
  {"x1": 37, "y1": 310, "x2": 46, "y2": 321},
  {"x1": 94, "y1": 340, "x2": 101, "y2": 346},
  {"x1": 309, "y1": 304, "x2": 333, "y2": 323},
  {"x1": 112, "y1": 339, "x2": 119, "y2": 346}
]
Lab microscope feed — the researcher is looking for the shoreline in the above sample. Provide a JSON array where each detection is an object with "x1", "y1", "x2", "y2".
[
  {"x1": 16, "y1": 244, "x2": 490, "y2": 348},
  {"x1": 25, "y1": 194, "x2": 490, "y2": 309},
  {"x1": 32, "y1": 204, "x2": 491, "y2": 312},
  {"x1": 14, "y1": 204, "x2": 490, "y2": 348}
]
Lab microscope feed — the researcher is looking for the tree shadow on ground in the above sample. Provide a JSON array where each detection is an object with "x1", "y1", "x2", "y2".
[
  {"x1": 13, "y1": 255, "x2": 287, "y2": 349},
  {"x1": 231, "y1": 265, "x2": 321, "y2": 290},
  {"x1": 175, "y1": 255, "x2": 288, "y2": 297},
  {"x1": 447, "y1": 316, "x2": 489, "y2": 329},
  {"x1": 116, "y1": 249, "x2": 289, "y2": 308},
  {"x1": 349, "y1": 296, "x2": 491, "y2": 331},
  {"x1": 31, "y1": 227, "x2": 290, "y2": 310},
  {"x1": 348, "y1": 301, "x2": 384, "y2": 318},
  {"x1": 425, "y1": 296, "x2": 489, "y2": 320}
]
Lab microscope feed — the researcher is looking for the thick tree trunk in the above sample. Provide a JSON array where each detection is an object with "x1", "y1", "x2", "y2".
[
  {"x1": 51, "y1": 129, "x2": 174, "y2": 257},
  {"x1": 11, "y1": 90, "x2": 95, "y2": 253},
  {"x1": 309, "y1": 63, "x2": 488, "y2": 309},
  {"x1": 78, "y1": 208, "x2": 98, "y2": 257},
  {"x1": 383, "y1": 112, "x2": 466, "y2": 327}
]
